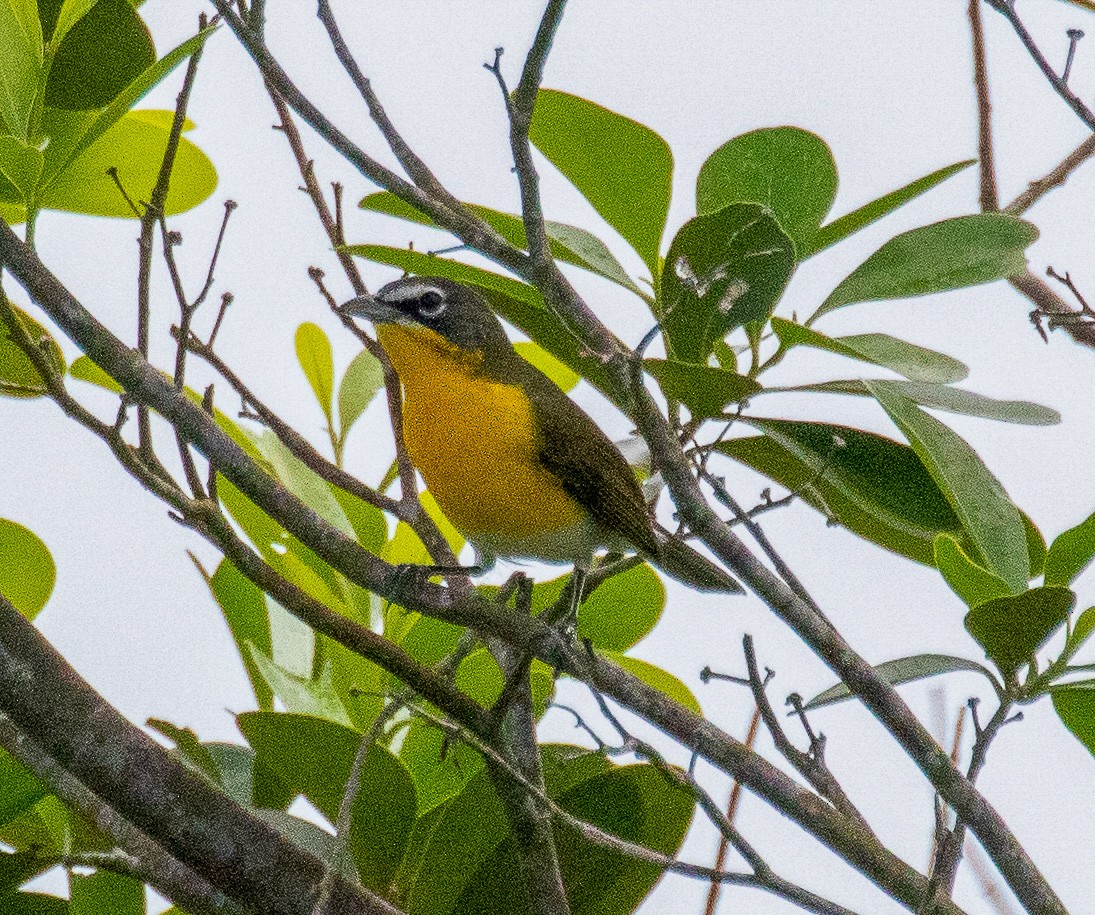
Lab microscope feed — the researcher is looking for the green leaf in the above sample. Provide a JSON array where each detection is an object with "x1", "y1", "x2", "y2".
[
  {"x1": 238, "y1": 712, "x2": 417, "y2": 893},
  {"x1": 965, "y1": 586, "x2": 1075, "y2": 672},
  {"x1": 814, "y1": 213, "x2": 1038, "y2": 320},
  {"x1": 0, "y1": 892, "x2": 69, "y2": 914},
  {"x1": 329, "y1": 486, "x2": 388, "y2": 555},
  {"x1": 295, "y1": 322, "x2": 335, "y2": 425},
  {"x1": 1065, "y1": 606, "x2": 1095, "y2": 661},
  {"x1": 255, "y1": 431, "x2": 354, "y2": 539},
  {"x1": 44, "y1": 0, "x2": 154, "y2": 111},
  {"x1": 204, "y1": 743, "x2": 256, "y2": 807},
  {"x1": 934, "y1": 534, "x2": 1012, "y2": 608},
  {"x1": 1045, "y1": 509, "x2": 1095, "y2": 587},
  {"x1": 660, "y1": 202, "x2": 795, "y2": 362},
  {"x1": 803, "y1": 654, "x2": 996, "y2": 711},
  {"x1": 247, "y1": 648, "x2": 352, "y2": 726},
  {"x1": 0, "y1": 0, "x2": 43, "y2": 140},
  {"x1": 69, "y1": 869, "x2": 144, "y2": 915},
  {"x1": 770, "y1": 317, "x2": 968, "y2": 383},
  {"x1": 0, "y1": 750, "x2": 47, "y2": 827},
  {"x1": 728, "y1": 418, "x2": 961, "y2": 563},
  {"x1": 601, "y1": 652, "x2": 701, "y2": 714},
  {"x1": 867, "y1": 380, "x2": 1029, "y2": 592},
  {"x1": 0, "y1": 135, "x2": 44, "y2": 203},
  {"x1": 0, "y1": 796, "x2": 70, "y2": 859},
  {"x1": 39, "y1": 109, "x2": 217, "y2": 218},
  {"x1": 146, "y1": 718, "x2": 220, "y2": 783},
  {"x1": 1053, "y1": 682, "x2": 1095, "y2": 758},
  {"x1": 45, "y1": 0, "x2": 99, "y2": 48},
  {"x1": 343, "y1": 245, "x2": 622, "y2": 399},
  {"x1": 0, "y1": 519, "x2": 55, "y2": 619},
  {"x1": 1, "y1": 306, "x2": 65, "y2": 399},
  {"x1": 40, "y1": 24, "x2": 215, "y2": 183},
  {"x1": 398, "y1": 718, "x2": 484, "y2": 815},
  {"x1": 0, "y1": 850, "x2": 52, "y2": 896},
  {"x1": 358, "y1": 191, "x2": 642, "y2": 295},
  {"x1": 644, "y1": 358, "x2": 760, "y2": 418},
  {"x1": 696, "y1": 126, "x2": 837, "y2": 256},
  {"x1": 204, "y1": 558, "x2": 274, "y2": 711},
  {"x1": 806, "y1": 159, "x2": 976, "y2": 257},
  {"x1": 515, "y1": 340, "x2": 579, "y2": 393},
  {"x1": 337, "y1": 346, "x2": 383, "y2": 441},
  {"x1": 787, "y1": 378, "x2": 1060, "y2": 426},
  {"x1": 529, "y1": 88, "x2": 672, "y2": 270}
]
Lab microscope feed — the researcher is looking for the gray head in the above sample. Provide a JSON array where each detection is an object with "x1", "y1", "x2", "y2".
[{"x1": 341, "y1": 277, "x2": 512, "y2": 354}]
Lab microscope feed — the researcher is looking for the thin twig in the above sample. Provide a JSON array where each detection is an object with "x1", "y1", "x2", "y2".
[
  {"x1": 969, "y1": 0, "x2": 999, "y2": 211},
  {"x1": 1005, "y1": 133, "x2": 1095, "y2": 214}
]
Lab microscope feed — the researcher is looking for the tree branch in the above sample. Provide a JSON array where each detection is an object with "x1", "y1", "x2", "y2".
[{"x1": 0, "y1": 593, "x2": 402, "y2": 915}]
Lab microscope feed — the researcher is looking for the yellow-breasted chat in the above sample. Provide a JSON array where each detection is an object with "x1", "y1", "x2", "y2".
[{"x1": 341, "y1": 276, "x2": 741, "y2": 602}]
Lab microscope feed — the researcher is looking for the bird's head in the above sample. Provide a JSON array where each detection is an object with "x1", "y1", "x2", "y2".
[{"x1": 341, "y1": 277, "x2": 511, "y2": 355}]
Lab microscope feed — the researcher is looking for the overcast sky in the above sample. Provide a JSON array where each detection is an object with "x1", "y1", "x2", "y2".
[{"x1": 6, "y1": 2, "x2": 1095, "y2": 913}]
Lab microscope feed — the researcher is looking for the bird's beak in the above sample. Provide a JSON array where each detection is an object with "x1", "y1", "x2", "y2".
[{"x1": 339, "y1": 293, "x2": 401, "y2": 324}]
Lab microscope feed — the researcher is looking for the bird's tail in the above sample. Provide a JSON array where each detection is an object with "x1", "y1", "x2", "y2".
[{"x1": 651, "y1": 535, "x2": 743, "y2": 594}]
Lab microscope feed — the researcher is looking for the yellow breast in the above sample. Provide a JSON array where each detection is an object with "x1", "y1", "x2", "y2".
[{"x1": 377, "y1": 325, "x2": 586, "y2": 553}]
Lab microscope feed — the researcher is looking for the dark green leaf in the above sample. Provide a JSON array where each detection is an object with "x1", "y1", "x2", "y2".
[
  {"x1": 814, "y1": 214, "x2": 1038, "y2": 320},
  {"x1": 934, "y1": 534, "x2": 1012, "y2": 609},
  {"x1": 205, "y1": 558, "x2": 274, "y2": 711},
  {"x1": 770, "y1": 317, "x2": 968, "y2": 383},
  {"x1": 661, "y1": 203, "x2": 795, "y2": 362},
  {"x1": 239, "y1": 712, "x2": 416, "y2": 893},
  {"x1": 803, "y1": 654, "x2": 996, "y2": 710},
  {"x1": 1045, "y1": 510, "x2": 1095, "y2": 587},
  {"x1": 295, "y1": 322, "x2": 335, "y2": 425},
  {"x1": 0, "y1": 0, "x2": 42, "y2": 140},
  {"x1": 0, "y1": 750, "x2": 47, "y2": 827},
  {"x1": 867, "y1": 381, "x2": 1029, "y2": 592},
  {"x1": 40, "y1": 25, "x2": 216, "y2": 183},
  {"x1": 453, "y1": 647, "x2": 504, "y2": 708},
  {"x1": 529, "y1": 89, "x2": 671, "y2": 270},
  {"x1": 69, "y1": 869, "x2": 144, "y2": 915},
  {"x1": 398, "y1": 718, "x2": 484, "y2": 815},
  {"x1": 357, "y1": 191, "x2": 641, "y2": 294},
  {"x1": 644, "y1": 358, "x2": 760, "y2": 418},
  {"x1": 204, "y1": 743, "x2": 255, "y2": 807},
  {"x1": 0, "y1": 850, "x2": 52, "y2": 896},
  {"x1": 965, "y1": 586, "x2": 1075, "y2": 672},
  {"x1": 43, "y1": 0, "x2": 154, "y2": 111},
  {"x1": 1, "y1": 306, "x2": 65, "y2": 399},
  {"x1": 0, "y1": 892, "x2": 69, "y2": 915},
  {"x1": 788, "y1": 378, "x2": 1060, "y2": 426},
  {"x1": 1053, "y1": 682, "x2": 1095, "y2": 758},
  {"x1": 40, "y1": 110, "x2": 217, "y2": 218},
  {"x1": 696, "y1": 126, "x2": 836, "y2": 255},
  {"x1": 0, "y1": 518, "x2": 55, "y2": 620},
  {"x1": 805, "y1": 159, "x2": 976, "y2": 257},
  {"x1": 337, "y1": 347, "x2": 383, "y2": 440}
]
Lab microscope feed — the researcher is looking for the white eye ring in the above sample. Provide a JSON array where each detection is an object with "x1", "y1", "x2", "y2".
[{"x1": 418, "y1": 291, "x2": 447, "y2": 319}]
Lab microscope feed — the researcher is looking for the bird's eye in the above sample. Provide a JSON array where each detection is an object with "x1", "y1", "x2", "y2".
[{"x1": 418, "y1": 290, "x2": 447, "y2": 319}]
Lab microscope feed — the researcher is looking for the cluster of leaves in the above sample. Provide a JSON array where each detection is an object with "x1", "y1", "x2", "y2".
[
  {"x1": 0, "y1": 0, "x2": 216, "y2": 229},
  {"x1": 0, "y1": 323, "x2": 697, "y2": 912},
  {"x1": 347, "y1": 91, "x2": 1095, "y2": 758}
]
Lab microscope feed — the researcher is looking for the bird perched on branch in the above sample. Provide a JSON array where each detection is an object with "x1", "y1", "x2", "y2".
[{"x1": 342, "y1": 276, "x2": 740, "y2": 615}]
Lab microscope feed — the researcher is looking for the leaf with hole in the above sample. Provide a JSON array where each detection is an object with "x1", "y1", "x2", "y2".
[
  {"x1": 965, "y1": 586, "x2": 1075, "y2": 672},
  {"x1": 661, "y1": 202, "x2": 795, "y2": 362},
  {"x1": 814, "y1": 213, "x2": 1038, "y2": 320},
  {"x1": 803, "y1": 654, "x2": 996, "y2": 711},
  {"x1": 696, "y1": 126, "x2": 837, "y2": 256},
  {"x1": 529, "y1": 89, "x2": 672, "y2": 270}
]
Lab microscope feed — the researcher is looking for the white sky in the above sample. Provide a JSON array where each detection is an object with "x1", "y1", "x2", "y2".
[{"x1": 6, "y1": 2, "x2": 1095, "y2": 913}]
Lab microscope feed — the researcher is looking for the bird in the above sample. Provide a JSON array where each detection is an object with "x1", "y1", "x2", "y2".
[{"x1": 341, "y1": 276, "x2": 741, "y2": 619}]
